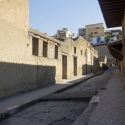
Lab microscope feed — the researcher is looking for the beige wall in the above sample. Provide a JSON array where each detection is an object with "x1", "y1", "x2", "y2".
[
  {"x1": 29, "y1": 29, "x2": 62, "y2": 85},
  {"x1": 60, "y1": 37, "x2": 98, "y2": 80},
  {"x1": 0, "y1": 19, "x2": 98, "y2": 99},
  {"x1": 86, "y1": 23, "x2": 104, "y2": 41},
  {"x1": 93, "y1": 44, "x2": 115, "y2": 64},
  {"x1": 0, "y1": 18, "x2": 62, "y2": 99},
  {"x1": 0, "y1": 0, "x2": 29, "y2": 33},
  {"x1": 0, "y1": 0, "x2": 99, "y2": 99}
]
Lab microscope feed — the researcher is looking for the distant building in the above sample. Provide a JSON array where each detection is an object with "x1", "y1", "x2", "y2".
[
  {"x1": 57, "y1": 28, "x2": 75, "y2": 39},
  {"x1": 85, "y1": 23, "x2": 104, "y2": 41},
  {"x1": 89, "y1": 29, "x2": 122, "y2": 45},
  {"x1": 78, "y1": 23, "x2": 105, "y2": 44},
  {"x1": 105, "y1": 30, "x2": 122, "y2": 41},
  {"x1": 78, "y1": 28, "x2": 86, "y2": 38},
  {"x1": 93, "y1": 43, "x2": 116, "y2": 66}
]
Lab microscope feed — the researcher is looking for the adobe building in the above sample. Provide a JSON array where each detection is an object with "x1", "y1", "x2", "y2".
[
  {"x1": 60, "y1": 37, "x2": 98, "y2": 79},
  {"x1": 98, "y1": 0, "x2": 125, "y2": 87},
  {"x1": 0, "y1": 0, "x2": 98, "y2": 99},
  {"x1": 0, "y1": 0, "x2": 62, "y2": 99}
]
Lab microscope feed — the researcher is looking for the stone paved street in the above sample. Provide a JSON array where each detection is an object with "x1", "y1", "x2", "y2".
[
  {"x1": 62, "y1": 67, "x2": 113, "y2": 93},
  {"x1": 0, "y1": 67, "x2": 114, "y2": 125}
]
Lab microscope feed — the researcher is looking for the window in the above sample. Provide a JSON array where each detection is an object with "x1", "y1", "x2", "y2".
[
  {"x1": 111, "y1": 39, "x2": 113, "y2": 41},
  {"x1": 32, "y1": 37, "x2": 39, "y2": 56},
  {"x1": 83, "y1": 29, "x2": 84, "y2": 31},
  {"x1": 55, "y1": 46, "x2": 58, "y2": 59},
  {"x1": 81, "y1": 50, "x2": 82, "y2": 55},
  {"x1": 88, "y1": 28, "x2": 90, "y2": 31},
  {"x1": 43, "y1": 41, "x2": 48, "y2": 57},
  {"x1": 74, "y1": 47, "x2": 76, "y2": 54},
  {"x1": 89, "y1": 34, "x2": 90, "y2": 37},
  {"x1": 95, "y1": 32, "x2": 98, "y2": 34}
]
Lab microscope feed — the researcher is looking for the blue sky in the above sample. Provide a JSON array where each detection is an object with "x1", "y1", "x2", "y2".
[{"x1": 29, "y1": 0, "x2": 121, "y2": 36}]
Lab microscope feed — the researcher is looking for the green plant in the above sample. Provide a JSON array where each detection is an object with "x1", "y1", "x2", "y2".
[{"x1": 105, "y1": 36, "x2": 110, "y2": 42}]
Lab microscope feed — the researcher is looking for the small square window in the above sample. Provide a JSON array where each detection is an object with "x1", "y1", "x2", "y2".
[{"x1": 95, "y1": 32, "x2": 98, "y2": 34}]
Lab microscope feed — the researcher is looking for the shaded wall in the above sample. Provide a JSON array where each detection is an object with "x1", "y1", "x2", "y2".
[
  {"x1": 0, "y1": 62, "x2": 56, "y2": 99},
  {"x1": 0, "y1": 18, "x2": 62, "y2": 99},
  {"x1": 93, "y1": 44, "x2": 115, "y2": 65}
]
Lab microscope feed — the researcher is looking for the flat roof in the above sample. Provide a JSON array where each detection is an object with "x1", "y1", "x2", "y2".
[
  {"x1": 86, "y1": 23, "x2": 103, "y2": 27},
  {"x1": 98, "y1": 0, "x2": 125, "y2": 28}
]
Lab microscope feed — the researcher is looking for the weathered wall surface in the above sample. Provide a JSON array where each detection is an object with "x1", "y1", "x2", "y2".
[
  {"x1": 0, "y1": 18, "x2": 33, "y2": 99},
  {"x1": 0, "y1": 19, "x2": 62, "y2": 99},
  {"x1": 0, "y1": 0, "x2": 29, "y2": 33},
  {"x1": 29, "y1": 29, "x2": 62, "y2": 86},
  {"x1": 60, "y1": 37, "x2": 98, "y2": 80},
  {"x1": 0, "y1": 0, "x2": 98, "y2": 99},
  {"x1": 93, "y1": 44, "x2": 115, "y2": 65}
]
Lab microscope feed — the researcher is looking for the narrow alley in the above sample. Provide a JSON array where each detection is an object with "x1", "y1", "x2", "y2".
[{"x1": 0, "y1": 0, "x2": 125, "y2": 125}]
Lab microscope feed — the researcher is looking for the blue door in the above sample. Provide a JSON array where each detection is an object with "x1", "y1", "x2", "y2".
[{"x1": 97, "y1": 37, "x2": 100, "y2": 43}]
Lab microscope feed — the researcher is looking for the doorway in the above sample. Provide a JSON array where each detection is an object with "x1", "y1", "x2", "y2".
[
  {"x1": 74, "y1": 57, "x2": 77, "y2": 76},
  {"x1": 62, "y1": 55, "x2": 67, "y2": 79}
]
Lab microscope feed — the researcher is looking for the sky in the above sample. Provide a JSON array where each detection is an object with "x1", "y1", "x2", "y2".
[{"x1": 29, "y1": 0, "x2": 121, "y2": 36}]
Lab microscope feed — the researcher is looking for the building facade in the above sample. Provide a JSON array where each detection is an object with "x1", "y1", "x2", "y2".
[
  {"x1": 78, "y1": 28, "x2": 86, "y2": 38},
  {"x1": 60, "y1": 37, "x2": 98, "y2": 79},
  {"x1": 93, "y1": 43, "x2": 116, "y2": 66},
  {"x1": 85, "y1": 23, "x2": 104, "y2": 41},
  {"x1": 0, "y1": 0, "x2": 99, "y2": 99},
  {"x1": 57, "y1": 28, "x2": 74, "y2": 39},
  {"x1": 0, "y1": 0, "x2": 62, "y2": 99}
]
